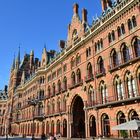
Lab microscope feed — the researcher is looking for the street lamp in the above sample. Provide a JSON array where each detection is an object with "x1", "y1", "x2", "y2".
[{"x1": 28, "y1": 98, "x2": 39, "y2": 140}]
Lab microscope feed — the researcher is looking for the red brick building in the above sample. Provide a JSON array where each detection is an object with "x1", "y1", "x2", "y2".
[{"x1": 1, "y1": 0, "x2": 140, "y2": 139}]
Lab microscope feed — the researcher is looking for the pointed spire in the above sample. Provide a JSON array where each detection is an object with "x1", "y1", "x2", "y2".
[
  {"x1": 18, "y1": 45, "x2": 20, "y2": 64},
  {"x1": 11, "y1": 53, "x2": 15, "y2": 70}
]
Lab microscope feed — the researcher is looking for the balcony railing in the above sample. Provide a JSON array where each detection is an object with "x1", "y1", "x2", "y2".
[
  {"x1": 95, "y1": 68, "x2": 106, "y2": 78},
  {"x1": 109, "y1": 55, "x2": 140, "y2": 72},
  {"x1": 68, "y1": 79, "x2": 83, "y2": 90},
  {"x1": 86, "y1": 92, "x2": 140, "y2": 109},
  {"x1": 85, "y1": 74, "x2": 94, "y2": 82}
]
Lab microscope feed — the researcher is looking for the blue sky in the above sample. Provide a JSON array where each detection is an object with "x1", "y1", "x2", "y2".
[{"x1": 0, "y1": 0, "x2": 102, "y2": 89}]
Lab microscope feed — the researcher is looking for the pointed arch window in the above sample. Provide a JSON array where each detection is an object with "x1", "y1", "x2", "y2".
[
  {"x1": 97, "y1": 57, "x2": 105, "y2": 74},
  {"x1": 52, "y1": 100, "x2": 55, "y2": 114},
  {"x1": 87, "y1": 62, "x2": 93, "y2": 78},
  {"x1": 128, "y1": 19, "x2": 133, "y2": 30},
  {"x1": 48, "y1": 86, "x2": 51, "y2": 97},
  {"x1": 122, "y1": 44, "x2": 130, "y2": 62},
  {"x1": 108, "y1": 33, "x2": 111, "y2": 43},
  {"x1": 121, "y1": 24, "x2": 125, "y2": 34},
  {"x1": 100, "y1": 81, "x2": 108, "y2": 104},
  {"x1": 117, "y1": 26, "x2": 121, "y2": 37},
  {"x1": 125, "y1": 72, "x2": 137, "y2": 98},
  {"x1": 114, "y1": 76, "x2": 124, "y2": 100},
  {"x1": 101, "y1": 114, "x2": 110, "y2": 137},
  {"x1": 111, "y1": 49, "x2": 118, "y2": 67},
  {"x1": 88, "y1": 86, "x2": 95, "y2": 106},
  {"x1": 76, "y1": 69, "x2": 81, "y2": 83},
  {"x1": 132, "y1": 16, "x2": 137, "y2": 28},
  {"x1": 71, "y1": 72, "x2": 76, "y2": 85},
  {"x1": 63, "y1": 97, "x2": 66, "y2": 112},
  {"x1": 57, "y1": 98, "x2": 61, "y2": 112},
  {"x1": 57, "y1": 80, "x2": 61, "y2": 93},
  {"x1": 71, "y1": 57, "x2": 75, "y2": 69},
  {"x1": 76, "y1": 53, "x2": 81, "y2": 65},
  {"x1": 47, "y1": 102, "x2": 50, "y2": 114},
  {"x1": 52, "y1": 83, "x2": 55, "y2": 95},
  {"x1": 63, "y1": 77, "x2": 67, "y2": 91},
  {"x1": 132, "y1": 37, "x2": 140, "y2": 57}
]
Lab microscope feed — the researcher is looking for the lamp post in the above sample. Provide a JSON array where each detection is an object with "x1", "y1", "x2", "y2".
[{"x1": 28, "y1": 99, "x2": 39, "y2": 140}]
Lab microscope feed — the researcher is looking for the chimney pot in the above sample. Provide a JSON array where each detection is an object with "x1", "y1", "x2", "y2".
[{"x1": 82, "y1": 8, "x2": 88, "y2": 22}]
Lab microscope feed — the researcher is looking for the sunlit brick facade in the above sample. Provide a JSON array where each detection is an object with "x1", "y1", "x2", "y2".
[{"x1": 1, "y1": 0, "x2": 140, "y2": 139}]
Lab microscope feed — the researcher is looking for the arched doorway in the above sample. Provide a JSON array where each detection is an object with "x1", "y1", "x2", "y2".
[
  {"x1": 63, "y1": 119, "x2": 67, "y2": 137},
  {"x1": 117, "y1": 111, "x2": 127, "y2": 137},
  {"x1": 129, "y1": 110, "x2": 139, "y2": 137},
  {"x1": 89, "y1": 116, "x2": 96, "y2": 137},
  {"x1": 71, "y1": 96, "x2": 85, "y2": 138},
  {"x1": 101, "y1": 114, "x2": 110, "y2": 137}
]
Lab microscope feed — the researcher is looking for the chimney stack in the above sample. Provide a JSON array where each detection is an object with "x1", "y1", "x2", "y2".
[
  {"x1": 82, "y1": 8, "x2": 88, "y2": 22},
  {"x1": 73, "y1": 3, "x2": 79, "y2": 14}
]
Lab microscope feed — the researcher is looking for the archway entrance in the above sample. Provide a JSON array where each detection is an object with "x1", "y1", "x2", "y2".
[
  {"x1": 71, "y1": 96, "x2": 85, "y2": 138},
  {"x1": 89, "y1": 116, "x2": 96, "y2": 137}
]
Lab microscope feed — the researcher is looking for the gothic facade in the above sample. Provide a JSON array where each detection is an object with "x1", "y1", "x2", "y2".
[{"x1": 1, "y1": 0, "x2": 140, "y2": 139}]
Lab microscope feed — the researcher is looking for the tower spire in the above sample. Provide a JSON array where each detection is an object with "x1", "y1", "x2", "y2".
[
  {"x1": 18, "y1": 45, "x2": 20, "y2": 64},
  {"x1": 11, "y1": 53, "x2": 15, "y2": 70}
]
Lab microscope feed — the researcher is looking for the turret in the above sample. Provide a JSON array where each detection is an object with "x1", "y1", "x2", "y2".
[{"x1": 41, "y1": 46, "x2": 48, "y2": 67}]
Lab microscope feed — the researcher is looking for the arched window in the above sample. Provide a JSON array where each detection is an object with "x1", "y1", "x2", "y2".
[
  {"x1": 89, "y1": 47, "x2": 91, "y2": 56},
  {"x1": 100, "y1": 81, "x2": 108, "y2": 104},
  {"x1": 88, "y1": 86, "x2": 95, "y2": 106},
  {"x1": 46, "y1": 121, "x2": 49, "y2": 134},
  {"x1": 52, "y1": 83, "x2": 55, "y2": 96},
  {"x1": 57, "y1": 98, "x2": 61, "y2": 112},
  {"x1": 56, "y1": 120, "x2": 61, "y2": 134},
  {"x1": 108, "y1": 33, "x2": 111, "y2": 43},
  {"x1": 95, "y1": 43, "x2": 97, "y2": 53},
  {"x1": 76, "y1": 53, "x2": 81, "y2": 65},
  {"x1": 125, "y1": 71, "x2": 137, "y2": 98},
  {"x1": 101, "y1": 114, "x2": 110, "y2": 137},
  {"x1": 87, "y1": 62, "x2": 93, "y2": 78},
  {"x1": 58, "y1": 80, "x2": 61, "y2": 93},
  {"x1": 71, "y1": 72, "x2": 76, "y2": 85},
  {"x1": 48, "y1": 85, "x2": 51, "y2": 96},
  {"x1": 132, "y1": 16, "x2": 137, "y2": 27},
  {"x1": 51, "y1": 121, "x2": 54, "y2": 135},
  {"x1": 128, "y1": 19, "x2": 132, "y2": 30},
  {"x1": 47, "y1": 102, "x2": 50, "y2": 114},
  {"x1": 121, "y1": 24, "x2": 125, "y2": 34},
  {"x1": 117, "y1": 26, "x2": 121, "y2": 37},
  {"x1": 97, "y1": 57, "x2": 105, "y2": 74},
  {"x1": 122, "y1": 43, "x2": 130, "y2": 62},
  {"x1": 117, "y1": 111, "x2": 127, "y2": 137},
  {"x1": 89, "y1": 116, "x2": 96, "y2": 137},
  {"x1": 111, "y1": 49, "x2": 118, "y2": 67},
  {"x1": 63, "y1": 97, "x2": 67, "y2": 112},
  {"x1": 114, "y1": 76, "x2": 124, "y2": 100},
  {"x1": 76, "y1": 69, "x2": 81, "y2": 83},
  {"x1": 52, "y1": 100, "x2": 55, "y2": 114},
  {"x1": 132, "y1": 37, "x2": 140, "y2": 57},
  {"x1": 129, "y1": 110, "x2": 139, "y2": 137},
  {"x1": 71, "y1": 57, "x2": 75, "y2": 68},
  {"x1": 112, "y1": 30, "x2": 115, "y2": 41},
  {"x1": 63, "y1": 77, "x2": 67, "y2": 91},
  {"x1": 63, "y1": 119, "x2": 67, "y2": 137}
]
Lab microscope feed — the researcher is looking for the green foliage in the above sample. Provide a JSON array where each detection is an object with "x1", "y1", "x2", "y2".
[{"x1": 120, "y1": 130, "x2": 128, "y2": 138}]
